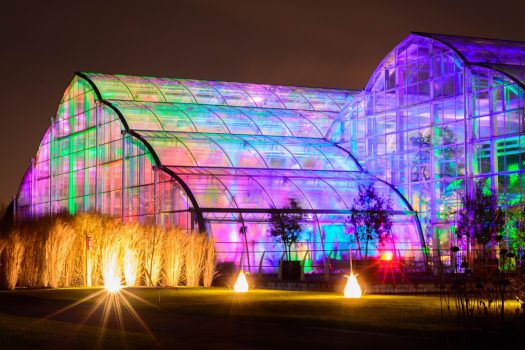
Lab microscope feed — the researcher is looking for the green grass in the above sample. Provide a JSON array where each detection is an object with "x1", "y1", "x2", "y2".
[
  {"x1": 0, "y1": 312, "x2": 151, "y2": 349},
  {"x1": 145, "y1": 288, "x2": 448, "y2": 334},
  {"x1": 0, "y1": 288, "x2": 521, "y2": 349}
]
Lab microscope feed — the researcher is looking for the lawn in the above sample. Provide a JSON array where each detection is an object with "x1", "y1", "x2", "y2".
[{"x1": 0, "y1": 288, "x2": 521, "y2": 349}]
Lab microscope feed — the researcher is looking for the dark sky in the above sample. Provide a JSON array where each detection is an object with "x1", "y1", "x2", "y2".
[{"x1": 2, "y1": 0, "x2": 525, "y2": 206}]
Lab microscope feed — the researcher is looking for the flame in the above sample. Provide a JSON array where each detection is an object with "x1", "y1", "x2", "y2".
[
  {"x1": 233, "y1": 271, "x2": 249, "y2": 292},
  {"x1": 343, "y1": 272, "x2": 362, "y2": 298}
]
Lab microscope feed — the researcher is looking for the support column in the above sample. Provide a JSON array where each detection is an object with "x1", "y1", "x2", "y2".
[
  {"x1": 463, "y1": 67, "x2": 472, "y2": 266},
  {"x1": 30, "y1": 157, "x2": 35, "y2": 218},
  {"x1": 94, "y1": 103, "x2": 99, "y2": 212},
  {"x1": 49, "y1": 116, "x2": 54, "y2": 215},
  {"x1": 121, "y1": 131, "x2": 126, "y2": 222},
  {"x1": 153, "y1": 165, "x2": 158, "y2": 225}
]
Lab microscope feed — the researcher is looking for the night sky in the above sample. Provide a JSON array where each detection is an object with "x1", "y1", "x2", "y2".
[{"x1": 2, "y1": 0, "x2": 525, "y2": 207}]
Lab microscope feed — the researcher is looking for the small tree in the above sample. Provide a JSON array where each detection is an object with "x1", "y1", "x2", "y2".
[
  {"x1": 269, "y1": 198, "x2": 305, "y2": 261},
  {"x1": 350, "y1": 184, "x2": 394, "y2": 260},
  {"x1": 455, "y1": 180, "x2": 505, "y2": 260}
]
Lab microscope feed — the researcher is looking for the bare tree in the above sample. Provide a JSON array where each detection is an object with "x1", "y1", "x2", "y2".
[
  {"x1": 350, "y1": 184, "x2": 394, "y2": 260},
  {"x1": 269, "y1": 198, "x2": 305, "y2": 261}
]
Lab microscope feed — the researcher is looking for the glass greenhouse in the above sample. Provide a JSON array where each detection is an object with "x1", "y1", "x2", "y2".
[
  {"x1": 329, "y1": 33, "x2": 525, "y2": 267},
  {"x1": 15, "y1": 72, "x2": 424, "y2": 271},
  {"x1": 18, "y1": 32, "x2": 525, "y2": 272}
]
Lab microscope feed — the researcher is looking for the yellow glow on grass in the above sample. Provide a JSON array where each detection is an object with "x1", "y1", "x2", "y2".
[
  {"x1": 343, "y1": 272, "x2": 362, "y2": 298},
  {"x1": 233, "y1": 271, "x2": 249, "y2": 293},
  {"x1": 43, "y1": 288, "x2": 158, "y2": 347}
]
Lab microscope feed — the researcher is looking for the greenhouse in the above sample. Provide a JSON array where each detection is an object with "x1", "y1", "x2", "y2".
[
  {"x1": 18, "y1": 32, "x2": 525, "y2": 272},
  {"x1": 328, "y1": 33, "x2": 525, "y2": 267},
  {"x1": 15, "y1": 72, "x2": 425, "y2": 272}
]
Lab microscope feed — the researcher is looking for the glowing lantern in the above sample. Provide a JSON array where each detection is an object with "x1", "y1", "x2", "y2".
[
  {"x1": 343, "y1": 272, "x2": 362, "y2": 298},
  {"x1": 380, "y1": 251, "x2": 393, "y2": 261},
  {"x1": 233, "y1": 271, "x2": 249, "y2": 293}
]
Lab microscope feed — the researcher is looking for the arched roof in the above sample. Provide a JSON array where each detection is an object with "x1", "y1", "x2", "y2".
[
  {"x1": 71, "y1": 72, "x2": 419, "y2": 233},
  {"x1": 109, "y1": 100, "x2": 338, "y2": 137},
  {"x1": 414, "y1": 33, "x2": 525, "y2": 89},
  {"x1": 79, "y1": 72, "x2": 358, "y2": 112},
  {"x1": 414, "y1": 32, "x2": 525, "y2": 66},
  {"x1": 164, "y1": 167, "x2": 414, "y2": 221},
  {"x1": 363, "y1": 33, "x2": 525, "y2": 93},
  {"x1": 136, "y1": 131, "x2": 361, "y2": 171}
]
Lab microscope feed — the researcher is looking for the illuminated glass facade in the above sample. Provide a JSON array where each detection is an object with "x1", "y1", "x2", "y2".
[
  {"x1": 329, "y1": 33, "x2": 525, "y2": 266},
  {"x1": 15, "y1": 72, "x2": 426, "y2": 271}
]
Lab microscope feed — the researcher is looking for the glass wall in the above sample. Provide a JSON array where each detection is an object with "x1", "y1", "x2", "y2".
[
  {"x1": 16, "y1": 72, "x2": 426, "y2": 272},
  {"x1": 330, "y1": 34, "x2": 525, "y2": 267}
]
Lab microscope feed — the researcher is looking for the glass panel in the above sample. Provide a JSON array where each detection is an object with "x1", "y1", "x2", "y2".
[
  {"x1": 268, "y1": 86, "x2": 312, "y2": 110},
  {"x1": 294, "y1": 88, "x2": 341, "y2": 112},
  {"x1": 208, "y1": 82, "x2": 256, "y2": 107},
  {"x1": 142, "y1": 103, "x2": 196, "y2": 132},
  {"x1": 210, "y1": 106, "x2": 261, "y2": 134},
  {"x1": 83, "y1": 73, "x2": 134, "y2": 100},
  {"x1": 238, "y1": 108, "x2": 292, "y2": 136},
  {"x1": 269, "y1": 109, "x2": 322, "y2": 137},
  {"x1": 176, "y1": 105, "x2": 229, "y2": 133},
  {"x1": 179, "y1": 80, "x2": 226, "y2": 105},
  {"x1": 298, "y1": 111, "x2": 338, "y2": 135},
  {"x1": 116, "y1": 75, "x2": 166, "y2": 102},
  {"x1": 236, "y1": 83, "x2": 285, "y2": 109},
  {"x1": 212, "y1": 135, "x2": 267, "y2": 168},
  {"x1": 243, "y1": 136, "x2": 301, "y2": 170},
  {"x1": 110, "y1": 101, "x2": 162, "y2": 130},
  {"x1": 151, "y1": 78, "x2": 197, "y2": 103}
]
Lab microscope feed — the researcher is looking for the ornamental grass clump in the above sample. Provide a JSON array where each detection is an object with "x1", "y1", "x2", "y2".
[
  {"x1": 1, "y1": 229, "x2": 25, "y2": 290},
  {"x1": 122, "y1": 224, "x2": 142, "y2": 287},
  {"x1": 163, "y1": 228, "x2": 187, "y2": 287},
  {"x1": 143, "y1": 225, "x2": 164, "y2": 286},
  {"x1": 45, "y1": 220, "x2": 80, "y2": 288},
  {"x1": 185, "y1": 233, "x2": 207, "y2": 287},
  {"x1": 0, "y1": 213, "x2": 217, "y2": 289},
  {"x1": 202, "y1": 236, "x2": 216, "y2": 288}
]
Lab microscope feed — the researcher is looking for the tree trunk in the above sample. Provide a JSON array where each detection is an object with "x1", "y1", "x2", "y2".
[
  {"x1": 365, "y1": 240, "x2": 369, "y2": 261},
  {"x1": 354, "y1": 232, "x2": 362, "y2": 260}
]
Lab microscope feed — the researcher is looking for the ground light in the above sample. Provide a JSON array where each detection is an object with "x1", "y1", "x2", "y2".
[
  {"x1": 380, "y1": 250, "x2": 394, "y2": 261},
  {"x1": 233, "y1": 271, "x2": 249, "y2": 292},
  {"x1": 104, "y1": 278, "x2": 122, "y2": 293},
  {"x1": 344, "y1": 251, "x2": 362, "y2": 298},
  {"x1": 343, "y1": 272, "x2": 363, "y2": 298},
  {"x1": 103, "y1": 264, "x2": 122, "y2": 293}
]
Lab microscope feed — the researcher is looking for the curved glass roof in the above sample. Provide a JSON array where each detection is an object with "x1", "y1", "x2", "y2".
[
  {"x1": 111, "y1": 100, "x2": 337, "y2": 137},
  {"x1": 417, "y1": 33, "x2": 525, "y2": 66},
  {"x1": 363, "y1": 33, "x2": 525, "y2": 93},
  {"x1": 67, "y1": 72, "x2": 419, "y2": 228},
  {"x1": 165, "y1": 167, "x2": 412, "y2": 219},
  {"x1": 487, "y1": 64, "x2": 525, "y2": 87},
  {"x1": 136, "y1": 131, "x2": 360, "y2": 171},
  {"x1": 81, "y1": 72, "x2": 358, "y2": 112}
]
